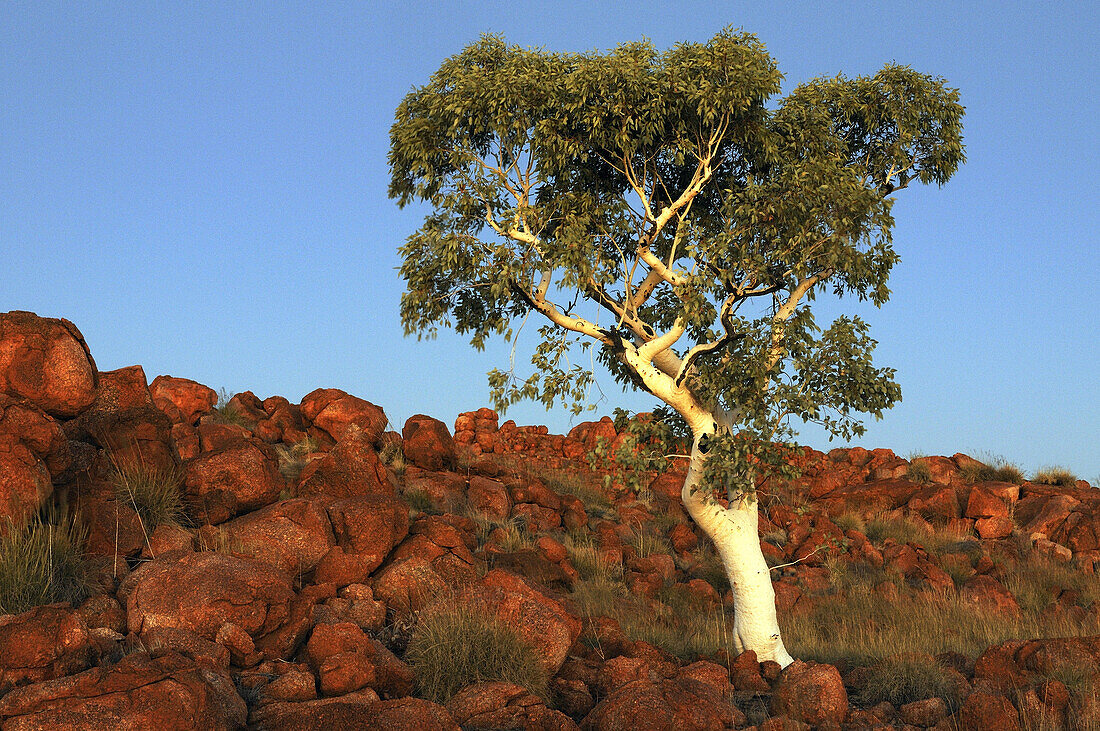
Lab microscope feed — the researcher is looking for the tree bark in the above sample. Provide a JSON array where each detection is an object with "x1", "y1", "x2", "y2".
[{"x1": 680, "y1": 425, "x2": 795, "y2": 667}]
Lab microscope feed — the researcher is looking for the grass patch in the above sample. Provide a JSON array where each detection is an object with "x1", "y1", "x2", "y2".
[
  {"x1": 783, "y1": 581, "x2": 1100, "y2": 669},
  {"x1": 379, "y1": 436, "x2": 408, "y2": 476},
  {"x1": 1032, "y1": 467, "x2": 1077, "y2": 488},
  {"x1": 571, "y1": 574, "x2": 738, "y2": 661},
  {"x1": 0, "y1": 510, "x2": 91, "y2": 614},
  {"x1": 688, "y1": 540, "x2": 731, "y2": 595},
  {"x1": 212, "y1": 388, "x2": 247, "y2": 427},
  {"x1": 833, "y1": 511, "x2": 867, "y2": 534},
  {"x1": 406, "y1": 602, "x2": 548, "y2": 704},
  {"x1": 960, "y1": 458, "x2": 1024, "y2": 485},
  {"x1": 274, "y1": 435, "x2": 319, "y2": 486},
  {"x1": 402, "y1": 488, "x2": 438, "y2": 517},
  {"x1": 110, "y1": 462, "x2": 188, "y2": 534},
  {"x1": 625, "y1": 524, "x2": 673, "y2": 558},
  {"x1": 905, "y1": 460, "x2": 934, "y2": 485},
  {"x1": 539, "y1": 469, "x2": 616, "y2": 520},
  {"x1": 1000, "y1": 553, "x2": 1100, "y2": 614},
  {"x1": 853, "y1": 654, "x2": 962, "y2": 711},
  {"x1": 563, "y1": 530, "x2": 623, "y2": 583}
]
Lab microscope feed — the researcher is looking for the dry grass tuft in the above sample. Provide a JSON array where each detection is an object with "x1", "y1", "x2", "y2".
[
  {"x1": 0, "y1": 509, "x2": 91, "y2": 614},
  {"x1": 406, "y1": 602, "x2": 548, "y2": 704}
]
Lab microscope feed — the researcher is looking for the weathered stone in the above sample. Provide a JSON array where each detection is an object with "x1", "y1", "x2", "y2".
[
  {"x1": 182, "y1": 437, "x2": 284, "y2": 524},
  {"x1": 401, "y1": 415, "x2": 455, "y2": 471},
  {"x1": 149, "y1": 375, "x2": 217, "y2": 426},
  {"x1": 770, "y1": 660, "x2": 848, "y2": 725},
  {"x1": 214, "y1": 498, "x2": 335, "y2": 577},
  {"x1": 0, "y1": 650, "x2": 246, "y2": 730},
  {"x1": 300, "y1": 388, "x2": 387, "y2": 446},
  {"x1": 581, "y1": 677, "x2": 743, "y2": 730},
  {"x1": 0, "y1": 606, "x2": 92, "y2": 695},
  {"x1": 296, "y1": 426, "x2": 391, "y2": 499},
  {"x1": 119, "y1": 551, "x2": 297, "y2": 653},
  {"x1": 0, "y1": 311, "x2": 97, "y2": 418}
]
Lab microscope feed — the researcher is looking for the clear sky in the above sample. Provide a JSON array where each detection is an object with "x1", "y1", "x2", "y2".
[{"x1": 3, "y1": 2, "x2": 1098, "y2": 481}]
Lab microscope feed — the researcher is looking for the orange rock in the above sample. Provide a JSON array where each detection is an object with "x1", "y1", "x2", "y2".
[
  {"x1": 300, "y1": 388, "x2": 387, "y2": 446},
  {"x1": 958, "y1": 690, "x2": 1020, "y2": 731},
  {"x1": 297, "y1": 426, "x2": 392, "y2": 499},
  {"x1": 770, "y1": 660, "x2": 848, "y2": 725},
  {"x1": 459, "y1": 570, "x2": 581, "y2": 676},
  {"x1": 182, "y1": 436, "x2": 283, "y2": 524},
  {"x1": 0, "y1": 396, "x2": 64, "y2": 527},
  {"x1": 446, "y1": 681, "x2": 576, "y2": 730},
  {"x1": 401, "y1": 414, "x2": 455, "y2": 471},
  {"x1": 0, "y1": 650, "x2": 246, "y2": 730},
  {"x1": 119, "y1": 551, "x2": 297, "y2": 648},
  {"x1": 0, "y1": 311, "x2": 98, "y2": 418},
  {"x1": 214, "y1": 498, "x2": 335, "y2": 577},
  {"x1": 581, "y1": 677, "x2": 744, "y2": 730},
  {"x1": 150, "y1": 375, "x2": 217, "y2": 425},
  {"x1": 0, "y1": 606, "x2": 92, "y2": 695}
]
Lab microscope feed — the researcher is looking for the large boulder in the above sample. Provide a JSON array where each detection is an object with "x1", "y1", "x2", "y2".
[
  {"x1": 119, "y1": 551, "x2": 298, "y2": 653},
  {"x1": 149, "y1": 375, "x2": 218, "y2": 426},
  {"x1": 0, "y1": 396, "x2": 68, "y2": 527},
  {"x1": 446, "y1": 681, "x2": 577, "y2": 730},
  {"x1": 581, "y1": 677, "x2": 743, "y2": 730},
  {"x1": 401, "y1": 415, "x2": 455, "y2": 471},
  {"x1": 313, "y1": 494, "x2": 409, "y2": 586},
  {"x1": 211, "y1": 498, "x2": 335, "y2": 578},
  {"x1": 0, "y1": 311, "x2": 97, "y2": 418},
  {"x1": 296, "y1": 426, "x2": 391, "y2": 499},
  {"x1": 0, "y1": 606, "x2": 92, "y2": 695},
  {"x1": 769, "y1": 660, "x2": 848, "y2": 725},
  {"x1": 63, "y1": 365, "x2": 176, "y2": 471},
  {"x1": 0, "y1": 650, "x2": 246, "y2": 730},
  {"x1": 182, "y1": 437, "x2": 284, "y2": 524},
  {"x1": 300, "y1": 388, "x2": 387, "y2": 446},
  {"x1": 457, "y1": 570, "x2": 580, "y2": 676}
]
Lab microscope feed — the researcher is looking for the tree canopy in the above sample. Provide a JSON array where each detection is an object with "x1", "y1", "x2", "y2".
[{"x1": 390, "y1": 27, "x2": 964, "y2": 489}]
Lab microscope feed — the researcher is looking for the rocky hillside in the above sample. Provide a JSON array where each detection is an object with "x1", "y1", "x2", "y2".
[{"x1": 0, "y1": 309, "x2": 1098, "y2": 730}]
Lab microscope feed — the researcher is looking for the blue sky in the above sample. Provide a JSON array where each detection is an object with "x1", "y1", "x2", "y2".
[{"x1": 3, "y1": 2, "x2": 1097, "y2": 480}]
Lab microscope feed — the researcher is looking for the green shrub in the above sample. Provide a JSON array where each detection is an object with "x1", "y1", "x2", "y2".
[
  {"x1": 0, "y1": 512, "x2": 91, "y2": 614},
  {"x1": 1032, "y1": 467, "x2": 1077, "y2": 488},
  {"x1": 406, "y1": 603, "x2": 548, "y2": 704},
  {"x1": 854, "y1": 654, "x2": 962, "y2": 711}
]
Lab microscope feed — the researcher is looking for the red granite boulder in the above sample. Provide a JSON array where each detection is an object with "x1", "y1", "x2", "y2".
[
  {"x1": 313, "y1": 494, "x2": 409, "y2": 586},
  {"x1": 181, "y1": 437, "x2": 284, "y2": 524},
  {"x1": 211, "y1": 497, "x2": 335, "y2": 577},
  {"x1": 119, "y1": 551, "x2": 297, "y2": 653},
  {"x1": 457, "y1": 570, "x2": 580, "y2": 676},
  {"x1": 0, "y1": 650, "x2": 246, "y2": 730},
  {"x1": 300, "y1": 388, "x2": 387, "y2": 446},
  {"x1": 401, "y1": 414, "x2": 455, "y2": 471},
  {"x1": 0, "y1": 606, "x2": 92, "y2": 695},
  {"x1": 446, "y1": 681, "x2": 578, "y2": 730},
  {"x1": 958, "y1": 689, "x2": 1020, "y2": 731},
  {"x1": 581, "y1": 677, "x2": 743, "y2": 730},
  {"x1": 149, "y1": 375, "x2": 218, "y2": 426},
  {"x1": 770, "y1": 660, "x2": 848, "y2": 725},
  {"x1": 0, "y1": 311, "x2": 97, "y2": 418},
  {"x1": 296, "y1": 425, "x2": 391, "y2": 499},
  {"x1": 0, "y1": 396, "x2": 67, "y2": 527}
]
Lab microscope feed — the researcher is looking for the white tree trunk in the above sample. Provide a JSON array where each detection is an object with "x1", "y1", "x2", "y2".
[{"x1": 681, "y1": 429, "x2": 794, "y2": 667}]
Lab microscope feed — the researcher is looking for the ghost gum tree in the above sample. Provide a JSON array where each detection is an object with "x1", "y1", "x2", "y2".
[{"x1": 389, "y1": 28, "x2": 964, "y2": 665}]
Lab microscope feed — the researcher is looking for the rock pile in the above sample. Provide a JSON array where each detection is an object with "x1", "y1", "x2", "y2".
[{"x1": 0, "y1": 309, "x2": 1097, "y2": 729}]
